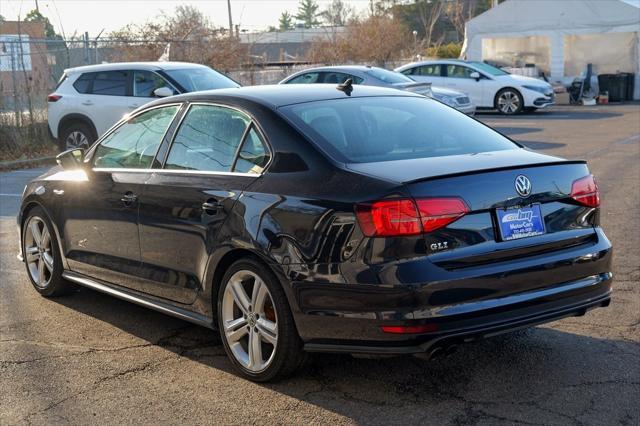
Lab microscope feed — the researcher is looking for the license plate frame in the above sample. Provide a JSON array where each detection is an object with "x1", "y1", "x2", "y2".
[{"x1": 496, "y1": 204, "x2": 546, "y2": 242}]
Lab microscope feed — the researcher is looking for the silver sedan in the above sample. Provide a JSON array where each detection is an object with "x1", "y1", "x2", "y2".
[{"x1": 279, "y1": 65, "x2": 476, "y2": 115}]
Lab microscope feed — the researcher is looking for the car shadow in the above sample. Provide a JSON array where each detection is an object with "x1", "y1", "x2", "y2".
[
  {"x1": 50, "y1": 284, "x2": 637, "y2": 423},
  {"x1": 492, "y1": 126, "x2": 543, "y2": 136},
  {"x1": 518, "y1": 141, "x2": 567, "y2": 150}
]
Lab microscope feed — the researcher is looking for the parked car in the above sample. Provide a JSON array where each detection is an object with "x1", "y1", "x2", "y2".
[
  {"x1": 395, "y1": 59, "x2": 555, "y2": 115},
  {"x1": 48, "y1": 62, "x2": 239, "y2": 151},
  {"x1": 279, "y1": 65, "x2": 476, "y2": 115},
  {"x1": 20, "y1": 84, "x2": 612, "y2": 382}
]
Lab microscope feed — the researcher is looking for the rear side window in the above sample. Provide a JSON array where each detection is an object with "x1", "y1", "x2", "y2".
[
  {"x1": 281, "y1": 96, "x2": 517, "y2": 163},
  {"x1": 233, "y1": 126, "x2": 270, "y2": 174},
  {"x1": 73, "y1": 73, "x2": 93, "y2": 94},
  {"x1": 93, "y1": 105, "x2": 179, "y2": 168},
  {"x1": 364, "y1": 68, "x2": 411, "y2": 84},
  {"x1": 92, "y1": 71, "x2": 128, "y2": 96},
  {"x1": 321, "y1": 72, "x2": 363, "y2": 84},
  {"x1": 415, "y1": 64, "x2": 441, "y2": 76},
  {"x1": 286, "y1": 72, "x2": 321, "y2": 84},
  {"x1": 165, "y1": 105, "x2": 249, "y2": 172}
]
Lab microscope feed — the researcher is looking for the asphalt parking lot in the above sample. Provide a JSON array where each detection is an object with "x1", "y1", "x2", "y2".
[{"x1": 1, "y1": 104, "x2": 639, "y2": 425}]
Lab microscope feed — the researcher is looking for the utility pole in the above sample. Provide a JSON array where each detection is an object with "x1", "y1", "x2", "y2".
[
  {"x1": 35, "y1": 0, "x2": 40, "y2": 12},
  {"x1": 227, "y1": 0, "x2": 233, "y2": 38}
]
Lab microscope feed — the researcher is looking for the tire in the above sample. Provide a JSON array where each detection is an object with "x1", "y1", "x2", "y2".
[
  {"x1": 21, "y1": 207, "x2": 74, "y2": 297},
  {"x1": 217, "y1": 257, "x2": 305, "y2": 382},
  {"x1": 59, "y1": 122, "x2": 95, "y2": 151},
  {"x1": 495, "y1": 88, "x2": 524, "y2": 115}
]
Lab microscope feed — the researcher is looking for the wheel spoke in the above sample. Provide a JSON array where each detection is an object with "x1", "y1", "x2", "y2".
[
  {"x1": 42, "y1": 252, "x2": 54, "y2": 273},
  {"x1": 230, "y1": 279, "x2": 251, "y2": 314},
  {"x1": 30, "y1": 221, "x2": 42, "y2": 246},
  {"x1": 248, "y1": 328, "x2": 262, "y2": 370},
  {"x1": 41, "y1": 227, "x2": 50, "y2": 249},
  {"x1": 37, "y1": 259, "x2": 46, "y2": 284},
  {"x1": 225, "y1": 317, "x2": 248, "y2": 343},
  {"x1": 256, "y1": 318, "x2": 277, "y2": 345},
  {"x1": 251, "y1": 278, "x2": 268, "y2": 313}
]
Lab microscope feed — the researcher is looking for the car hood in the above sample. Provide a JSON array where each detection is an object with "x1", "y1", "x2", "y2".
[{"x1": 496, "y1": 73, "x2": 551, "y2": 88}]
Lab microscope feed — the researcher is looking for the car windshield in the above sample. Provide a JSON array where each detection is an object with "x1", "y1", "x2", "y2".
[
  {"x1": 163, "y1": 67, "x2": 239, "y2": 92},
  {"x1": 469, "y1": 62, "x2": 509, "y2": 76},
  {"x1": 281, "y1": 96, "x2": 518, "y2": 163},
  {"x1": 365, "y1": 68, "x2": 413, "y2": 84}
]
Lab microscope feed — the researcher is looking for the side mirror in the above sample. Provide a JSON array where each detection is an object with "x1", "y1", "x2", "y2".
[
  {"x1": 153, "y1": 87, "x2": 173, "y2": 97},
  {"x1": 470, "y1": 72, "x2": 481, "y2": 81},
  {"x1": 56, "y1": 148, "x2": 85, "y2": 170}
]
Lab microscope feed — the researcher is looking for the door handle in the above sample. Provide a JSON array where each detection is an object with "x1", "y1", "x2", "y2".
[
  {"x1": 201, "y1": 200, "x2": 221, "y2": 215},
  {"x1": 121, "y1": 192, "x2": 138, "y2": 205},
  {"x1": 81, "y1": 101, "x2": 93, "y2": 106}
]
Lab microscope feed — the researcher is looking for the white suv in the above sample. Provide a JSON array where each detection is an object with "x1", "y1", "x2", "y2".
[
  {"x1": 395, "y1": 60, "x2": 554, "y2": 115},
  {"x1": 48, "y1": 62, "x2": 239, "y2": 150}
]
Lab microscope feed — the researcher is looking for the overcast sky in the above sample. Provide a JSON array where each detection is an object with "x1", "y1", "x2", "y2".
[{"x1": 1, "y1": 0, "x2": 372, "y2": 37}]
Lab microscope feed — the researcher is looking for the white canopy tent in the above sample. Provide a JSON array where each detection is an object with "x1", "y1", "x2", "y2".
[{"x1": 461, "y1": 0, "x2": 640, "y2": 99}]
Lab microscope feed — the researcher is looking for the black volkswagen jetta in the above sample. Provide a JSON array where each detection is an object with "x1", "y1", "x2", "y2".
[{"x1": 17, "y1": 84, "x2": 612, "y2": 381}]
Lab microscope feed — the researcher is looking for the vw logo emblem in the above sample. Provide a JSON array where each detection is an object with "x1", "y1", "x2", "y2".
[{"x1": 515, "y1": 175, "x2": 532, "y2": 197}]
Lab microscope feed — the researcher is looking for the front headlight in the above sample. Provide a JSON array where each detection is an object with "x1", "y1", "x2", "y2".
[
  {"x1": 433, "y1": 94, "x2": 456, "y2": 107},
  {"x1": 523, "y1": 85, "x2": 551, "y2": 95}
]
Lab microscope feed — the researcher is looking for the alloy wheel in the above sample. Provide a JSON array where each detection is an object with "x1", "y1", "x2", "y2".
[
  {"x1": 65, "y1": 131, "x2": 89, "y2": 150},
  {"x1": 24, "y1": 216, "x2": 54, "y2": 288},
  {"x1": 498, "y1": 91, "x2": 521, "y2": 114},
  {"x1": 222, "y1": 270, "x2": 278, "y2": 373}
]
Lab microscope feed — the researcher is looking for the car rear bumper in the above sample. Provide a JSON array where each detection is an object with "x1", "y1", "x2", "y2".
[
  {"x1": 304, "y1": 277, "x2": 611, "y2": 355},
  {"x1": 290, "y1": 229, "x2": 612, "y2": 353}
]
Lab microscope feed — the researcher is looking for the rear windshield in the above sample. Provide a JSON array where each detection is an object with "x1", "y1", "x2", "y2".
[
  {"x1": 280, "y1": 96, "x2": 518, "y2": 163},
  {"x1": 365, "y1": 68, "x2": 412, "y2": 84},
  {"x1": 163, "y1": 68, "x2": 239, "y2": 92}
]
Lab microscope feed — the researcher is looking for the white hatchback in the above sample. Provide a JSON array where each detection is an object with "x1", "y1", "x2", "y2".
[
  {"x1": 395, "y1": 60, "x2": 555, "y2": 115},
  {"x1": 48, "y1": 62, "x2": 239, "y2": 150}
]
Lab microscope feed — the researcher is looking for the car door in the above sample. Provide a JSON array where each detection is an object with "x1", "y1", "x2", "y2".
[
  {"x1": 60, "y1": 104, "x2": 181, "y2": 288},
  {"x1": 137, "y1": 103, "x2": 271, "y2": 304},
  {"x1": 84, "y1": 70, "x2": 134, "y2": 136},
  {"x1": 442, "y1": 64, "x2": 485, "y2": 106}
]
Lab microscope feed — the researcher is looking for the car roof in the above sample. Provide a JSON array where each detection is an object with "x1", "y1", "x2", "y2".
[
  {"x1": 395, "y1": 59, "x2": 471, "y2": 71},
  {"x1": 64, "y1": 61, "x2": 209, "y2": 75},
  {"x1": 146, "y1": 84, "x2": 421, "y2": 110},
  {"x1": 282, "y1": 65, "x2": 384, "y2": 81}
]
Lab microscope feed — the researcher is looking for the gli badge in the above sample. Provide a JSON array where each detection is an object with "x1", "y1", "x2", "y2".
[
  {"x1": 430, "y1": 241, "x2": 449, "y2": 252},
  {"x1": 515, "y1": 175, "x2": 532, "y2": 197}
]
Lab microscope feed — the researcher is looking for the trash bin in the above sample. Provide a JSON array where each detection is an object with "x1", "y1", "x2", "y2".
[
  {"x1": 600, "y1": 74, "x2": 625, "y2": 102},
  {"x1": 620, "y1": 73, "x2": 635, "y2": 101},
  {"x1": 598, "y1": 74, "x2": 613, "y2": 96}
]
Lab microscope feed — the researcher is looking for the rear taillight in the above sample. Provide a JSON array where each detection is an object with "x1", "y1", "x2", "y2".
[
  {"x1": 381, "y1": 323, "x2": 438, "y2": 334},
  {"x1": 47, "y1": 93, "x2": 62, "y2": 102},
  {"x1": 355, "y1": 197, "x2": 468, "y2": 237},
  {"x1": 571, "y1": 175, "x2": 600, "y2": 207}
]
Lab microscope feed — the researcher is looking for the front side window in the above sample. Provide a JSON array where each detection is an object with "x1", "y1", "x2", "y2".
[
  {"x1": 281, "y1": 96, "x2": 517, "y2": 163},
  {"x1": 92, "y1": 70, "x2": 128, "y2": 96},
  {"x1": 133, "y1": 70, "x2": 175, "y2": 97},
  {"x1": 165, "y1": 105, "x2": 250, "y2": 172},
  {"x1": 93, "y1": 105, "x2": 179, "y2": 168},
  {"x1": 445, "y1": 65, "x2": 475, "y2": 79},
  {"x1": 163, "y1": 68, "x2": 239, "y2": 92}
]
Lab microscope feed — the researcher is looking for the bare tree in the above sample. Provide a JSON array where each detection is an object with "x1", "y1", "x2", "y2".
[
  {"x1": 416, "y1": 0, "x2": 445, "y2": 48},
  {"x1": 320, "y1": 0, "x2": 355, "y2": 26},
  {"x1": 445, "y1": 0, "x2": 480, "y2": 42}
]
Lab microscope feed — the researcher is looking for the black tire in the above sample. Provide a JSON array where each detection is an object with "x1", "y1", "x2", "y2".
[
  {"x1": 495, "y1": 88, "x2": 524, "y2": 115},
  {"x1": 217, "y1": 257, "x2": 305, "y2": 382},
  {"x1": 21, "y1": 206, "x2": 75, "y2": 297},
  {"x1": 58, "y1": 122, "x2": 95, "y2": 152}
]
